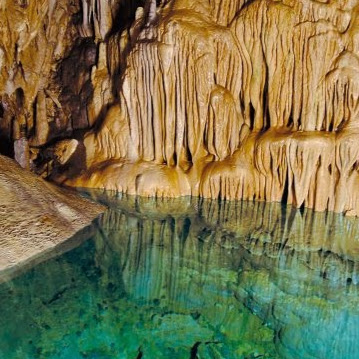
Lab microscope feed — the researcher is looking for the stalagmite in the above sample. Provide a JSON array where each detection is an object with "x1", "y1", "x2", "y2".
[{"x1": 14, "y1": 137, "x2": 29, "y2": 169}]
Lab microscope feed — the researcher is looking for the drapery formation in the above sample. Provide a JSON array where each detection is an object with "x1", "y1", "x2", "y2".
[
  {"x1": 1, "y1": 0, "x2": 359, "y2": 215},
  {"x1": 63, "y1": 0, "x2": 359, "y2": 216}
]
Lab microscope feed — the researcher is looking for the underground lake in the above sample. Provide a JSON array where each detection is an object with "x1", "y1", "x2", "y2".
[{"x1": 1, "y1": 191, "x2": 359, "y2": 359}]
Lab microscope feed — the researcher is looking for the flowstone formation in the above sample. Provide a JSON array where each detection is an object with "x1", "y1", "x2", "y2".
[
  {"x1": 0, "y1": 0, "x2": 139, "y2": 165},
  {"x1": 2, "y1": 0, "x2": 359, "y2": 215}
]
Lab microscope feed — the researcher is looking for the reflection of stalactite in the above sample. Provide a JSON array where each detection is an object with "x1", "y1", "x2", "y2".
[
  {"x1": 91, "y1": 193, "x2": 359, "y2": 286},
  {"x1": 87, "y1": 194, "x2": 359, "y2": 359},
  {"x1": 2, "y1": 192, "x2": 359, "y2": 359}
]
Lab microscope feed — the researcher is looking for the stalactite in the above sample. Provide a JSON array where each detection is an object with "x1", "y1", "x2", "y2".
[
  {"x1": 33, "y1": 90, "x2": 49, "y2": 146},
  {"x1": 1, "y1": 0, "x2": 359, "y2": 216},
  {"x1": 56, "y1": 0, "x2": 359, "y2": 216},
  {"x1": 145, "y1": 0, "x2": 157, "y2": 26}
]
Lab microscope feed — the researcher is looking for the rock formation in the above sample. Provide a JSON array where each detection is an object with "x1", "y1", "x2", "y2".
[
  {"x1": 0, "y1": 155, "x2": 103, "y2": 276},
  {"x1": 1, "y1": 0, "x2": 359, "y2": 215}
]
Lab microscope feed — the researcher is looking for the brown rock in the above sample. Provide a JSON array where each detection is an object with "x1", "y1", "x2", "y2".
[
  {"x1": 2, "y1": 0, "x2": 359, "y2": 215},
  {"x1": 0, "y1": 155, "x2": 104, "y2": 274}
]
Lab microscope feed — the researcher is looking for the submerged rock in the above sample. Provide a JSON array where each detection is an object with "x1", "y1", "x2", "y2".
[{"x1": 1, "y1": 194, "x2": 359, "y2": 358}]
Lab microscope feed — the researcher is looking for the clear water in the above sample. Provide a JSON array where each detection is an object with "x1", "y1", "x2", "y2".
[{"x1": 1, "y1": 192, "x2": 359, "y2": 359}]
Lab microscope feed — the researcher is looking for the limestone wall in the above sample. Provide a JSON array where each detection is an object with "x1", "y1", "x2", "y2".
[{"x1": 2, "y1": 0, "x2": 359, "y2": 215}]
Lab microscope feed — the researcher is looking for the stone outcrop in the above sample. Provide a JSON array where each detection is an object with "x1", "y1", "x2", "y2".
[
  {"x1": 0, "y1": 155, "x2": 103, "y2": 276},
  {"x1": 1, "y1": 0, "x2": 359, "y2": 215}
]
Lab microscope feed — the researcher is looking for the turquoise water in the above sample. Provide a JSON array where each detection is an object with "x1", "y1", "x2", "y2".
[{"x1": 1, "y1": 192, "x2": 359, "y2": 359}]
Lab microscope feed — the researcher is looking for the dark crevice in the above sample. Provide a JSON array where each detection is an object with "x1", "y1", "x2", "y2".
[
  {"x1": 56, "y1": 38, "x2": 97, "y2": 134},
  {"x1": 287, "y1": 114, "x2": 294, "y2": 128},
  {"x1": 0, "y1": 102, "x2": 4, "y2": 119},
  {"x1": 136, "y1": 347, "x2": 143, "y2": 359},
  {"x1": 15, "y1": 88, "x2": 25, "y2": 109},
  {"x1": 299, "y1": 202, "x2": 305, "y2": 214},
  {"x1": 190, "y1": 342, "x2": 201, "y2": 359},
  {"x1": 249, "y1": 102, "x2": 255, "y2": 130},
  {"x1": 281, "y1": 170, "x2": 289, "y2": 204},
  {"x1": 42, "y1": 287, "x2": 68, "y2": 305},
  {"x1": 108, "y1": 0, "x2": 144, "y2": 38}
]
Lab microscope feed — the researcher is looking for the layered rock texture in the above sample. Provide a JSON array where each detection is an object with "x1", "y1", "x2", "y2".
[
  {"x1": 1, "y1": 0, "x2": 359, "y2": 215},
  {"x1": 0, "y1": 155, "x2": 103, "y2": 276}
]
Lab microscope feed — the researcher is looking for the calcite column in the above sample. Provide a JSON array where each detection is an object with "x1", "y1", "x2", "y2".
[
  {"x1": 32, "y1": 90, "x2": 50, "y2": 146},
  {"x1": 80, "y1": 0, "x2": 113, "y2": 40},
  {"x1": 80, "y1": 0, "x2": 94, "y2": 37}
]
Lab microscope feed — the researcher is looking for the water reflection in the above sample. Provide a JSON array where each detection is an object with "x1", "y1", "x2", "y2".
[{"x1": 1, "y1": 192, "x2": 359, "y2": 358}]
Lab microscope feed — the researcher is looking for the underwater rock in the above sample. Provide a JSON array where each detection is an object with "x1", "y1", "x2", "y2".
[{"x1": 1, "y1": 194, "x2": 359, "y2": 358}]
